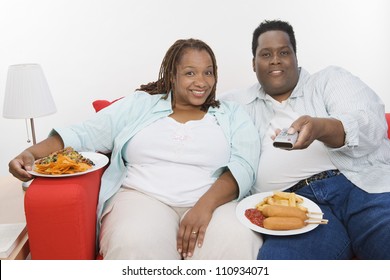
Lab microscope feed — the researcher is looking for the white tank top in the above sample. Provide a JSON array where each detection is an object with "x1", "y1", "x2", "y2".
[
  {"x1": 255, "y1": 97, "x2": 336, "y2": 193},
  {"x1": 122, "y1": 114, "x2": 230, "y2": 206}
]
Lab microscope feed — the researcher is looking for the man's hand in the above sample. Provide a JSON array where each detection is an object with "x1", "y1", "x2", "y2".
[{"x1": 287, "y1": 115, "x2": 345, "y2": 149}]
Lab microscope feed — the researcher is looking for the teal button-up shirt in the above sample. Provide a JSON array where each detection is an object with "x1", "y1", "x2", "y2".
[{"x1": 53, "y1": 91, "x2": 260, "y2": 231}]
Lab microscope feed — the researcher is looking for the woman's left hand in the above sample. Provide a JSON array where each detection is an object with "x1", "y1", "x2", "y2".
[
  {"x1": 176, "y1": 170, "x2": 238, "y2": 258},
  {"x1": 177, "y1": 205, "x2": 212, "y2": 259}
]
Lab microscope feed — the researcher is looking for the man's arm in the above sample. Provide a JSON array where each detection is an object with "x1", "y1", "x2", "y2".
[{"x1": 288, "y1": 115, "x2": 345, "y2": 149}]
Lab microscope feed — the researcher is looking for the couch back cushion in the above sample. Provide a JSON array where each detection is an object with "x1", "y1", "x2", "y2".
[{"x1": 92, "y1": 97, "x2": 123, "y2": 112}]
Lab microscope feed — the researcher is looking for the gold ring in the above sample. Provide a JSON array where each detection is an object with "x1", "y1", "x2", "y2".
[{"x1": 191, "y1": 231, "x2": 198, "y2": 235}]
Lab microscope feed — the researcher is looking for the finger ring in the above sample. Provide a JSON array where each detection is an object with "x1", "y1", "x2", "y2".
[{"x1": 191, "y1": 231, "x2": 198, "y2": 235}]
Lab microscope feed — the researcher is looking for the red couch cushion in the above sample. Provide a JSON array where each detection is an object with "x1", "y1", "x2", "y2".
[{"x1": 92, "y1": 97, "x2": 122, "y2": 112}]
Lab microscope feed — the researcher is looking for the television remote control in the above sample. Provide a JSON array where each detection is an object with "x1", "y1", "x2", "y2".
[{"x1": 273, "y1": 128, "x2": 298, "y2": 149}]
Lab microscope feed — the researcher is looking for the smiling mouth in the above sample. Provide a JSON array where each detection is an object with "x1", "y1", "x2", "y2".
[
  {"x1": 191, "y1": 90, "x2": 206, "y2": 97},
  {"x1": 269, "y1": 70, "x2": 283, "y2": 75}
]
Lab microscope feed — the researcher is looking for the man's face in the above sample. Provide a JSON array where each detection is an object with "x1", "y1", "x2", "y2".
[{"x1": 252, "y1": 30, "x2": 299, "y2": 102}]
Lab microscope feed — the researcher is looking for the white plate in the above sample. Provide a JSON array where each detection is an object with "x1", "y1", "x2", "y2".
[
  {"x1": 236, "y1": 191, "x2": 323, "y2": 236},
  {"x1": 28, "y1": 152, "x2": 109, "y2": 178}
]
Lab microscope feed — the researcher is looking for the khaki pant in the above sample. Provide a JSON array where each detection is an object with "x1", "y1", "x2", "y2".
[{"x1": 99, "y1": 188, "x2": 262, "y2": 259}]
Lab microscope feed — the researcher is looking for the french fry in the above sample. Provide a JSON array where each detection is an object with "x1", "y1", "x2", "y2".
[
  {"x1": 288, "y1": 193, "x2": 296, "y2": 207},
  {"x1": 256, "y1": 192, "x2": 307, "y2": 213},
  {"x1": 295, "y1": 196, "x2": 304, "y2": 204},
  {"x1": 275, "y1": 198, "x2": 289, "y2": 206},
  {"x1": 267, "y1": 197, "x2": 275, "y2": 205},
  {"x1": 273, "y1": 191, "x2": 303, "y2": 204},
  {"x1": 273, "y1": 191, "x2": 292, "y2": 199}
]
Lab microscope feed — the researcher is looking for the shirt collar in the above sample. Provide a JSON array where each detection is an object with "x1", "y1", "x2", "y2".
[
  {"x1": 151, "y1": 92, "x2": 172, "y2": 113},
  {"x1": 151, "y1": 91, "x2": 222, "y2": 114}
]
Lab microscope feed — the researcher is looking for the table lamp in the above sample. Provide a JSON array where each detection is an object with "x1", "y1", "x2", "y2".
[
  {"x1": 3, "y1": 64, "x2": 57, "y2": 190},
  {"x1": 3, "y1": 63, "x2": 57, "y2": 145}
]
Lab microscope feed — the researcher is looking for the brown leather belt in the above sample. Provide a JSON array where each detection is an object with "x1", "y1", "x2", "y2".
[{"x1": 287, "y1": 169, "x2": 341, "y2": 193}]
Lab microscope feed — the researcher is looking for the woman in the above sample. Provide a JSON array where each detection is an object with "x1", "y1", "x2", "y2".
[{"x1": 9, "y1": 38, "x2": 262, "y2": 259}]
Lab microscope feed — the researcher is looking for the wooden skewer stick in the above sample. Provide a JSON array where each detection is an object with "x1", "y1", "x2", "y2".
[
  {"x1": 307, "y1": 211, "x2": 323, "y2": 215},
  {"x1": 306, "y1": 216, "x2": 326, "y2": 221},
  {"x1": 306, "y1": 219, "x2": 328, "y2": 224}
]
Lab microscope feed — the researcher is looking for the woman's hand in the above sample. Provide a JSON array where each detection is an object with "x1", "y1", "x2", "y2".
[
  {"x1": 8, "y1": 134, "x2": 64, "y2": 181},
  {"x1": 8, "y1": 151, "x2": 36, "y2": 181},
  {"x1": 176, "y1": 170, "x2": 238, "y2": 258},
  {"x1": 177, "y1": 204, "x2": 212, "y2": 259}
]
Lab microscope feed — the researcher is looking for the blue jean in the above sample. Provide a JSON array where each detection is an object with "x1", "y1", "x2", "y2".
[{"x1": 257, "y1": 172, "x2": 390, "y2": 260}]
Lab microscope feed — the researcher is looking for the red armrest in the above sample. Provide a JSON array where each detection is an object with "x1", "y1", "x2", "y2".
[{"x1": 24, "y1": 168, "x2": 104, "y2": 260}]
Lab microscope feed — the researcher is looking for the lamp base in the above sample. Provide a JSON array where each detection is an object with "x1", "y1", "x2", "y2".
[{"x1": 22, "y1": 180, "x2": 33, "y2": 191}]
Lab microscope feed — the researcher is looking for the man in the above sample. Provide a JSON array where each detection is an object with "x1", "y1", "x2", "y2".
[{"x1": 223, "y1": 19, "x2": 390, "y2": 259}]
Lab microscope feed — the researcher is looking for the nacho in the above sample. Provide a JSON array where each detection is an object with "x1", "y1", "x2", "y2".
[{"x1": 34, "y1": 147, "x2": 94, "y2": 175}]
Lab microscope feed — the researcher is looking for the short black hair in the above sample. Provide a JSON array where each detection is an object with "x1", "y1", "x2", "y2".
[{"x1": 252, "y1": 20, "x2": 297, "y2": 57}]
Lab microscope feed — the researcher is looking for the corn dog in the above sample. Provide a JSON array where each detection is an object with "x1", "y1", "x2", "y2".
[
  {"x1": 261, "y1": 205, "x2": 307, "y2": 221},
  {"x1": 263, "y1": 217, "x2": 305, "y2": 230}
]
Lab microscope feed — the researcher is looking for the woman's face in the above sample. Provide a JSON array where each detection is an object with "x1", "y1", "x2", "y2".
[{"x1": 173, "y1": 49, "x2": 215, "y2": 109}]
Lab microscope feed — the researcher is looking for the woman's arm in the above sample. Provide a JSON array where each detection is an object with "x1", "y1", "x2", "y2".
[{"x1": 8, "y1": 133, "x2": 64, "y2": 181}]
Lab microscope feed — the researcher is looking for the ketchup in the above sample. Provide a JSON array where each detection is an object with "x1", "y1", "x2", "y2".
[{"x1": 245, "y1": 208, "x2": 265, "y2": 227}]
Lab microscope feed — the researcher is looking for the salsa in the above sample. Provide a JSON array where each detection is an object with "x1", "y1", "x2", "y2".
[{"x1": 245, "y1": 208, "x2": 265, "y2": 227}]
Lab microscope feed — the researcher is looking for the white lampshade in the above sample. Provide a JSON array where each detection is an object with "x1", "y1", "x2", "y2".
[{"x1": 3, "y1": 64, "x2": 57, "y2": 119}]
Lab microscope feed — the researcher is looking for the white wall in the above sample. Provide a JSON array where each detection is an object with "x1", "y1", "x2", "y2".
[{"x1": 1, "y1": 0, "x2": 389, "y2": 176}]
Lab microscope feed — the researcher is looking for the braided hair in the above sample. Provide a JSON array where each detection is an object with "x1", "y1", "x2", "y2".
[{"x1": 136, "y1": 38, "x2": 220, "y2": 111}]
